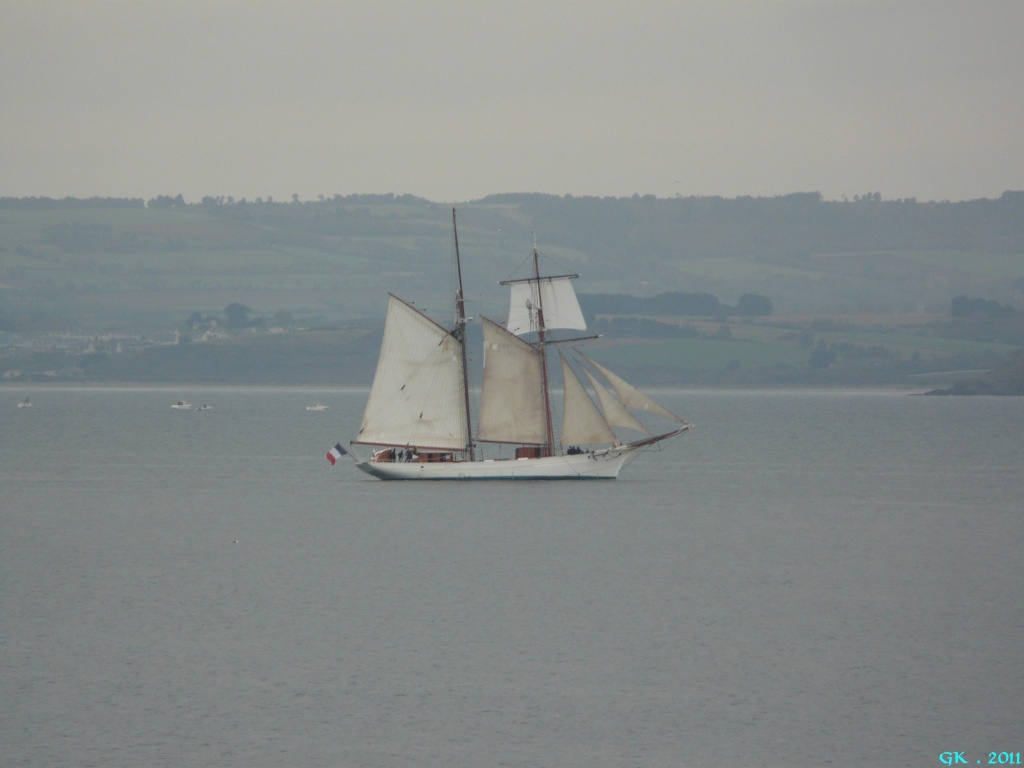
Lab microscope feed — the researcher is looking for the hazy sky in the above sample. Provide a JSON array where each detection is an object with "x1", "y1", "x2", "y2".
[{"x1": 2, "y1": 0, "x2": 1022, "y2": 203}]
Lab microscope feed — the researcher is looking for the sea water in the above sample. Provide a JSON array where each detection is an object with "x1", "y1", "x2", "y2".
[{"x1": 1, "y1": 387, "x2": 1021, "y2": 767}]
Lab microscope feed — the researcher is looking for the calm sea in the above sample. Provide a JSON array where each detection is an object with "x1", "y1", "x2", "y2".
[{"x1": 2, "y1": 387, "x2": 1021, "y2": 768}]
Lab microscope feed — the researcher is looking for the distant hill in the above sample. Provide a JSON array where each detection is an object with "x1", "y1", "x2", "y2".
[
  {"x1": 2, "y1": 191, "x2": 1023, "y2": 332},
  {"x1": 925, "y1": 348, "x2": 1024, "y2": 396},
  {"x1": 3, "y1": 192, "x2": 1023, "y2": 388}
]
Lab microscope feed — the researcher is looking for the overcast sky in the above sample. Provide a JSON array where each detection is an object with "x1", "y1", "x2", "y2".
[{"x1": 2, "y1": 0, "x2": 1021, "y2": 203}]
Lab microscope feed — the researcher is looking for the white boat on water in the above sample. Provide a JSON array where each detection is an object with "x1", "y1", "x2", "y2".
[
  {"x1": 345, "y1": 210, "x2": 692, "y2": 481},
  {"x1": 171, "y1": 400, "x2": 191, "y2": 410},
  {"x1": 306, "y1": 403, "x2": 329, "y2": 411},
  {"x1": 17, "y1": 397, "x2": 32, "y2": 408}
]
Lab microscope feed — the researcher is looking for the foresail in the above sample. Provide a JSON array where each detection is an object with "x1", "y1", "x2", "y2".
[
  {"x1": 578, "y1": 352, "x2": 688, "y2": 424},
  {"x1": 560, "y1": 354, "x2": 619, "y2": 446},
  {"x1": 506, "y1": 277, "x2": 587, "y2": 336},
  {"x1": 582, "y1": 368, "x2": 649, "y2": 434},
  {"x1": 477, "y1": 316, "x2": 548, "y2": 444},
  {"x1": 357, "y1": 295, "x2": 469, "y2": 449}
]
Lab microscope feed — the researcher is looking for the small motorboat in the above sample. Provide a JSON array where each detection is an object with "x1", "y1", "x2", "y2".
[{"x1": 171, "y1": 400, "x2": 192, "y2": 410}]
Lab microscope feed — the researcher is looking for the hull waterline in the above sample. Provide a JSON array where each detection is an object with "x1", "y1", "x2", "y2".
[
  {"x1": 355, "y1": 448, "x2": 634, "y2": 480},
  {"x1": 351, "y1": 426, "x2": 689, "y2": 481}
]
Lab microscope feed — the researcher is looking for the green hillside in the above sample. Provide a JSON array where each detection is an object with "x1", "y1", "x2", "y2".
[
  {"x1": 4, "y1": 192, "x2": 1024, "y2": 326},
  {"x1": 2, "y1": 193, "x2": 1023, "y2": 387}
]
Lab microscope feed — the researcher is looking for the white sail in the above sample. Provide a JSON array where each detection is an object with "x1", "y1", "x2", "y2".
[
  {"x1": 578, "y1": 352, "x2": 688, "y2": 424},
  {"x1": 560, "y1": 354, "x2": 619, "y2": 446},
  {"x1": 506, "y1": 277, "x2": 587, "y2": 336},
  {"x1": 477, "y1": 316, "x2": 548, "y2": 445},
  {"x1": 357, "y1": 295, "x2": 469, "y2": 449},
  {"x1": 582, "y1": 368, "x2": 650, "y2": 434}
]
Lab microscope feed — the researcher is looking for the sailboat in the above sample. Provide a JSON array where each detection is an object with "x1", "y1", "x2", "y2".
[{"x1": 347, "y1": 210, "x2": 691, "y2": 480}]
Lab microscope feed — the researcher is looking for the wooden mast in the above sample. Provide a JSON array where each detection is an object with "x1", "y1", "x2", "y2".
[
  {"x1": 531, "y1": 241, "x2": 556, "y2": 455},
  {"x1": 451, "y1": 208, "x2": 476, "y2": 460}
]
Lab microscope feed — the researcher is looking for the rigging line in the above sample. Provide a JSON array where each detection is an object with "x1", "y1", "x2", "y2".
[
  {"x1": 502, "y1": 251, "x2": 535, "y2": 284},
  {"x1": 532, "y1": 246, "x2": 581, "y2": 277}
]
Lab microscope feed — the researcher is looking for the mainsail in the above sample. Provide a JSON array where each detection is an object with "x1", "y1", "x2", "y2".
[
  {"x1": 356, "y1": 294, "x2": 469, "y2": 450},
  {"x1": 477, "y1": 316, "x2": 547, "y2": 445}
]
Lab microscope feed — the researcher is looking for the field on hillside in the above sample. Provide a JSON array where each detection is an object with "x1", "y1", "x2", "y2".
[{"x1": 588, "y1": 312, "x2": 1020, "y2": 387}]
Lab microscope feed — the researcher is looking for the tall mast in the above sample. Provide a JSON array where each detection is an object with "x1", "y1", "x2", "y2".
[
  {"x1": 452, "y1": 208, "x2": 475, "y2": 460},
  {"x1": 531, "y1": 242, "x2": 556, "y2": 454}
]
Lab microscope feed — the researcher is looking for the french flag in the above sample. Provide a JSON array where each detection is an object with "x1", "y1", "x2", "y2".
[{"x1": 326, "y1": 443, "x2": 347, "y2": 465}]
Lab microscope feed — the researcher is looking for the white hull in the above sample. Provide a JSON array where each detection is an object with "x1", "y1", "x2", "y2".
[
  {"x1": 350, "y1": 426, "x2": 691, "y2": 480},
  {"x1": 355, "y1": 446, "x2": 638, "y2": 480}
]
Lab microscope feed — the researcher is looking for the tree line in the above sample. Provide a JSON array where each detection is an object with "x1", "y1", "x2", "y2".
[{"x1": 7, "y1": 191, "x2": 1024, "y2": 259}]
